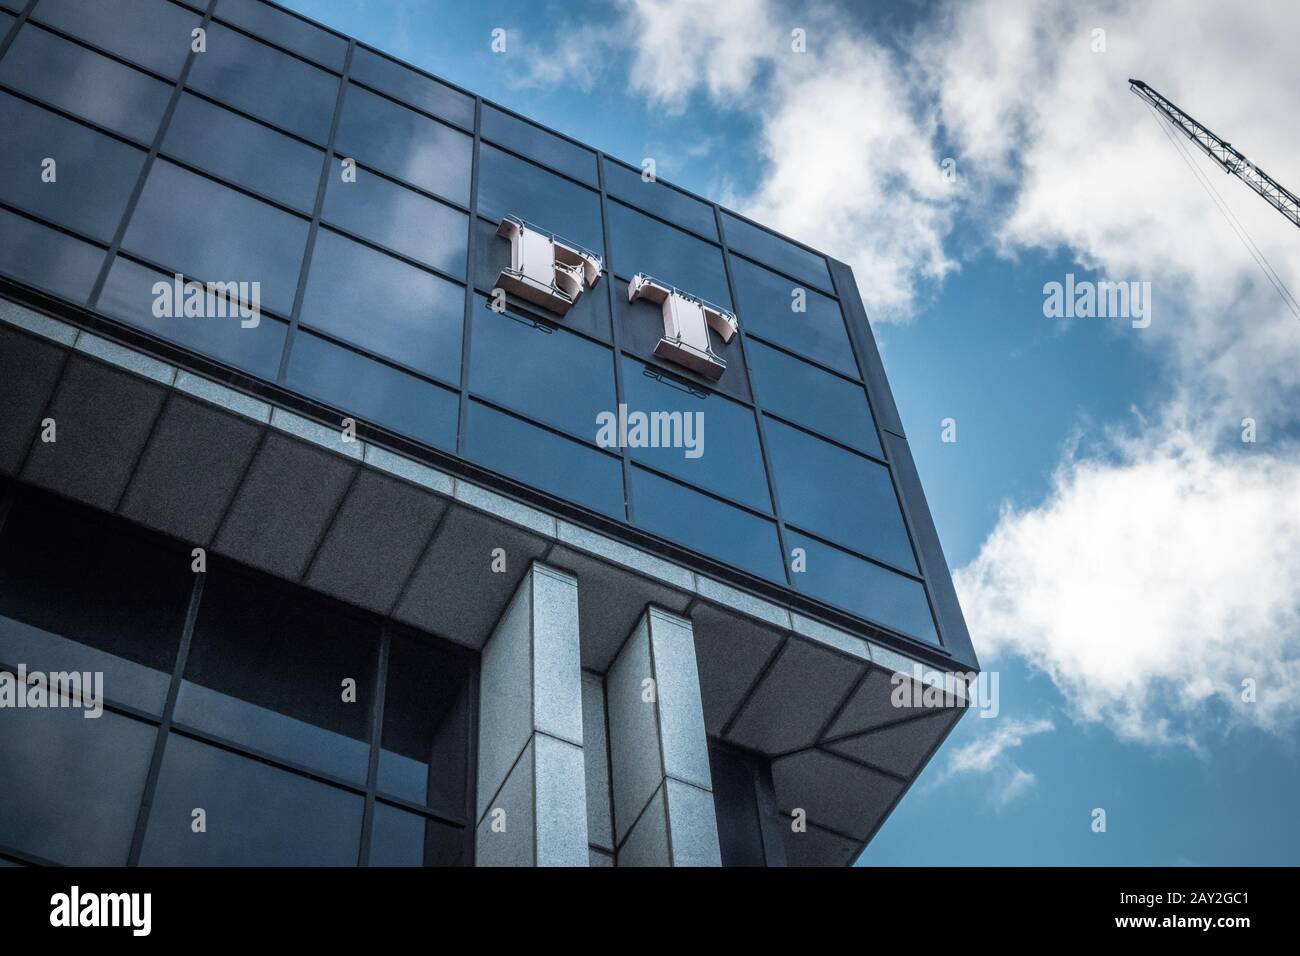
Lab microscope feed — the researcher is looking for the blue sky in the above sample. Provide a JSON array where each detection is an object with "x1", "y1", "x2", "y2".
[{"x1": 284, "y1": 0, "x2": 1300, "y2": 864}]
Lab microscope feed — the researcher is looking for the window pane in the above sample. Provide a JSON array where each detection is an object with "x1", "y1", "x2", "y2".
[
  {"x1": 32, "y1": 0, "x2": 201, "y2": 79},
  {"x1": 786, "y1": 531, "x2": 938, "y2": 645},
  {"x1": 284, "y1": 331, "x2": 459, "y2": 451},
  {"x1": 765, "y1": 418, "x2": 915, "y2": 572},
  {"x1": 162, "y1": 93, "x2": 323, "y2": 212},
  {"x1": 138, "y1": 734, "x2": 363, "y2": 865},
  {"x1": 0, "y1": 24, "x2": 172, "y2": 141},
  {"x1": 369, "y1": 802, "x2": 465, "y2": 866},
  {"x1": 630, "y1": 466, "x2": 784, "y2": 581},
  {"x1": 378, "y1": 635, "x2": 470, "y2": 817},
  {"x1": 0, "y1": 706, "x2": 155, "y2": 865},
  {"x1": 748, "y1": 339, "x2": 881, "y2": 455},
  {"x1": 477, "y1": 143, "x2": 603, "y2": 252},
  {"x1": 481, "y1": 105, "x2": 596, "y2": 184},
  {"x1": 123, "y1": 160, "x2": 309, "y2": 316},
  {"x1": 350, "y1": 47, "x2": 473, "y2": 129},
  {"x1": 214, "y1": 0, "x2": 346, "y2": 71},
  {"x1": 0, "y1": 488, "x2": 191, "y2": 715},
  {"x1": 336, "y1": 84, "x2": 471, "y2": 204},
  {"x1": 300, "y1": 228, "x2": 463, "y2": 384},
  {"x1": 0, "y1": 207, "x2": 105, "y2": 304},
  {"x1": 323, "y1": 165, "x2": 467, "y2": 276},
  {"x1": 469, "y1": 295, "x2": 614, "y2": 438},
  {"x1": 730, "y1": 255, "x2": 859, "y2": 378},
  {"x1": 0, "y1": 92, "x2": 146, "y2": 241},
  {"x1": 97, "y1": 256, "x2": 288, "y2": 380},
  {"x1": 465, "y1": 400, "x2": 625, "y2": 519},
  {"x1": 603, "y1": 158, "x2": 717, "y2": 240},
  {"x1": 621, "y1": 357, "x2": 770, "y2": 513},
  {"x1": 722, "y1": 212, "x2": 832, "y2": 292},
  {"x1": 174, "y1": 568, "x2": 378, "y2": 783},
  {"x1": 607, "y1": 201, "x2": 730, "y2": 308},
  {"x1": 187, "y1": 22, "x2": 338, "y2": 143}
]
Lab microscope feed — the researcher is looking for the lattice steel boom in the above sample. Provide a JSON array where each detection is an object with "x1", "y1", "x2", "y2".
[{"x1": 1130, "y1": 78, "x2": 1300, "y2": 230}]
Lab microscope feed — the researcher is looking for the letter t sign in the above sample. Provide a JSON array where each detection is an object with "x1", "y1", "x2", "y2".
[
  {"x1": 496, "y1": 216, "x2": 603, "y2": 315},
  {"x1": 628, "y1": 274, "x2": 738, "y2": 381}
]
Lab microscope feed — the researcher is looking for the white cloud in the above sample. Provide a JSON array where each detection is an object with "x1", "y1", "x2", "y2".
[
  {"x1": 994, "y1": 767, "x2": 1038, "y2": 808},
  {"x1": 946, "y1": 716, "x2": 1055, "y2": 775},
  {"x1": 956, "y1": 417, "x2": 1300, "y2": 744},
  {"x1": 941, "y1": 717, "x2": 1053, "y2": 807},
  {"x1": 619, "y1": 0, "x2": 780, "y2": 110}
]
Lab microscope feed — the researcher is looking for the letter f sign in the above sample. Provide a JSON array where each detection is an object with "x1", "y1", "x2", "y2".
[
  {"x1": 496, "y1": 216, "x2": 602, "y2": 316},
  {"x1": 628, "y1": 274, "x2": 738, "y2": 381}
]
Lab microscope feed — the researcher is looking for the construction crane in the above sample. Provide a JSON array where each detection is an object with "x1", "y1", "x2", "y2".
[{"x1": 1129, "y1": 79, "x2": 1300, "y2": 231}]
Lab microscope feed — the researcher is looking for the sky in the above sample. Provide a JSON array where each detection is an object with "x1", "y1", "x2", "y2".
[{"x1": 284, "y1": 0, "x2": 1300, "y2": 865}]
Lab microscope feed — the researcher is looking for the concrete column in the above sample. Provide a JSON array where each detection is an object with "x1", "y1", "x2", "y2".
[
  {"x1": 606, "y1": 606, "x2": 721, "y2": 866},
  {"x1": 475, "y1": 562, "x2": 589, "y2": 866}
]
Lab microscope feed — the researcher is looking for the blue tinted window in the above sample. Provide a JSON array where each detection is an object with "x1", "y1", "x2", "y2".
[
  {"x1": 175, "y1": 568, "x2": 378, "y2": 783},
  {"x1": 370, "y1": 803, "x2": 464, "y2": 866},
  {"x1": 97, "y1": 256, "x2": 288, "y2": 380},
  {"x1": 630, "y1": 467, "x2": 784, "y2": 582},
  {"x1": 469, "y1": 296, "x2": 614, "y2": 438},
  {"x1": 299, "y1": 228, "x2": 463, "y2": 384},
  {"x1": 284, "y1": 331, "x2": 459, "y2": 451},
  {"x1": 123, "y1": 160, "x2": 310, "y2": 316},
  {"x1": 0, "y1": 490, "x2": 191, "y2": 716},
  {"x1": 0, "y1": 93, "x2": 146, "y2": 241},
  {"x1": 621, "y1": 357, "x2": 769, "y2": 513},
  {"x1": 187, "y1": 22, "x2": 338, "y2": 142},
  {"x1": 336, "y1": 84, "x2": 471, "y2": 204},
  {"x1": 0, "y1": 208, "x2": 105, "y2": 303},
  {"x1": 607, "y1": 201, "x2": 730, "y2": 308},
  {"x1": 0, "y1": 25, "x2": 172, "y2": 142},
  {"x1": 481, "y1": 105, "x2": 596, "y2": 184},
  {"x1": 477, "y1": 143, "x2": 603, "y2": 252},
  {"x1": 0, "y1": 707, "x2": 154, "y2": 865},
  {"x1": 722, "y1": 212, "x2": 832, "y2": 292},
  {"x1": 351, "y1": 47, "x2": 473, "y2": 129},
  {"x1": 730, "y1": 255, "x2": 858, "y2": 377},
  {"x1": 747, "y1": 339, "x2": 880, "y2": 456},
  {"x1": 786, "y1": 531, "x2": 938, "y2": 645},
  {"x1": 138, "y1": 734, "x2": 363, "y2": 865},
  {"x1": 378, "y1": 635, "x2": 470, "y2": 817},
  {"x1": 323, "y1": 165, "x2": 467, "y2": 276},
  {"x1": 214, "y1": 0, "x2": 346, "y2": 71},
  {"x1": 465, "y1": 401, "x2": 625, "y2": 519},
  {"x1": 32, "y1": 0, "x2": 201, "y2": 79},
  {"x1": 765, "y1": 418, "x2": 915, "y2": 572},
  {"x1": 603, "y1": 158, "x2": 717, "y2": 240},
  {"x1": 163, "y1": 93, "x2": 323, "y2": 212}
]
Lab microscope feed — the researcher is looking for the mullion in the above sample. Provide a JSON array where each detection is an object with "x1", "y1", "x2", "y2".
[
  {"x1": 357, "y1": 626, "x2": 390, "y2": 866},
  {"x1": 274, "y1": 38, "x2": 354, "y2": 383},
  {"x1": 715, "y1": 206, "x2": 795, "y2": 587},
  {"x1": 125, "y1": 569, "x2": 205, "y2": 866},
  {"x1": 86, "y1": 0, "x2": 218, "y2": 310}
]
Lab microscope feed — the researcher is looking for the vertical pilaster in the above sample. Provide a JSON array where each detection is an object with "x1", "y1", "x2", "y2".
[
  {"x1": 475, "y1": 562, "x2": 589, "y2": 866},
  {"x1": 607, "y1": 606, "x2": 721, "y2": 866}
]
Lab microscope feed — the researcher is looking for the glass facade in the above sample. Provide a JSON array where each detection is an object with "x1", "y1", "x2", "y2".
[
  {"x1": 0, "y1": 486, "x2": 475, "y2": 866},
  {"x1": 0, "y1": 0, "x2": 943, "y2": 649}
]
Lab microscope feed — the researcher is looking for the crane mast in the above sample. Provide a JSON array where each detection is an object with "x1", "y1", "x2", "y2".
[{"x1": 1130, "y1": 79, "x2": 1300, "y2": 230}]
